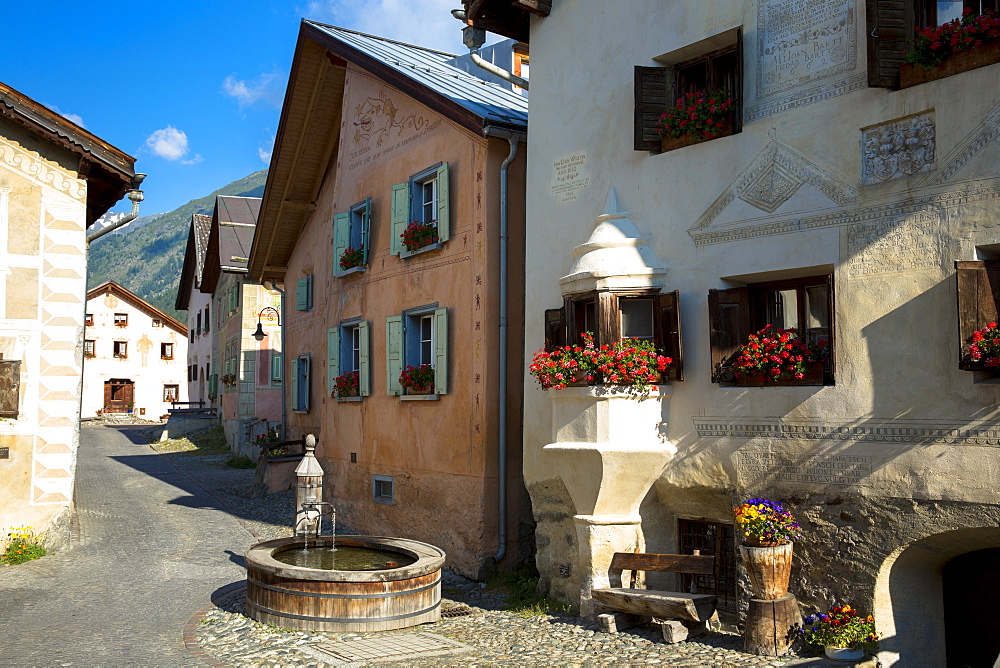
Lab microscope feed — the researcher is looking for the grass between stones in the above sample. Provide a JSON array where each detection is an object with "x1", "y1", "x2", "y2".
[
  {"x1": 152, "y1": 426, "x2": 257, "y2": 469},
  {"x1": 485, "y1": 570, "x2": 570, "y2": 618}
]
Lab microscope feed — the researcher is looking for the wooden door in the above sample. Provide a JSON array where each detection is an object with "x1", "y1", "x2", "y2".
[{"x1": 104, "y1": 379, "x2": 134, "y2": 412}]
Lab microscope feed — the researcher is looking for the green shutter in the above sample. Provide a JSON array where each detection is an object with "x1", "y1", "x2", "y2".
[
  {"x1": 271, "y1": 353, "x2": 283, "y2": 382},
  {"x1": 359, "y1": 320, "x2": 371, "y2": 396},
  {"x1": 434, "y1": 307, "x2": 448, "y2": 394},
  {"x1": 436, "y1": 163, "x2": 450, "y2": 243},
  {"x1": 362, "y1": 196, "x2": 372, "y2": 265},
  {"x1": 290, "y1": 357, "x2": 299, "y2": 409},
  {"x1": 333, "y1": 212, "x2": 349, "y2": 274},
  {"x1": 209, "y1": 373, "x2": 218, "y2": 397},
  {"x1": 307, "y1": 274, "x2": 313, "y2": 310},
  {"x1": 296, "y1": 278, "x2": 308, "y2": 310},
  {"x1": 327, "y1": 326, "x2": 340, "y2": 396},
  {"x1": 302, "y1": 355, "x2": 311, "y2": 411},
  {"x1": 390, "y1": 182, "x2": 409, "y2": 256},
  {"x1": 386, "y1": 315, "x2": 403, "y2": 395}
]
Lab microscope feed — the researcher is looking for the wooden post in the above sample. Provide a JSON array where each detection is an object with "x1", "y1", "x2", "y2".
[{"x1": 743, "y1": 593, "x2": 802, "y2": 656}]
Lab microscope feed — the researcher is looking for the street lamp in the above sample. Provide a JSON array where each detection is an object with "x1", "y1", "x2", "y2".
[{"x1": 252, "y1": 306, "x2": 281, "y2": 341}]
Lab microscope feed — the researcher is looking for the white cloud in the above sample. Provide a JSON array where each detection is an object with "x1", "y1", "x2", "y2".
[
  {"x1": 145, "y1": 126, "x2": 193, "y2": 161},
  {"x1": 222, "y1": 71, "x2": 284, "y2": 108},
  {"x1": 44, "y1": 103, "x2": 85, "y2": 128},
  {"x1": 300, "y1": 0, "x2": 470, "y2": 54},
  {"x1": 258, "y1": 146, "x2": 272, "y2": 163}
]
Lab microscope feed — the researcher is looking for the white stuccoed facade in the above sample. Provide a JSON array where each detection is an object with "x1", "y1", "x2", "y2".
[{"x1": 516, "y1": 1, "x2": 1000, "y2": 663}]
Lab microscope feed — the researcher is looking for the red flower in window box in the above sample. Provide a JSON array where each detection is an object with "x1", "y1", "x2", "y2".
[
  {"x1": 903, "y1": 9, "x2": 1000, "y2": 69},
  {"x1": 529, "y1": 332, "x2": 672, "y2": 392},
  {"x1": 399, "y1": 364, "x2": 434, "y2": 393},
  {"x1": 401, "y1": 220, "x2": 438, "y2": 252},
  {"x1": 113, "y1": 353, "x2": 128, "y2": 360},
  {"x1": 732, "y1": 325, "x2": 827, "y2": 384},
  {"x1": 965, "y1": 321, "x2": 1000, "y2": 368},
  {"x1": 332, "y1": 370, "x2": 361, "y2": 398},
  {"x1": 221, "y1": 373, "x2": 238, "y2": 386},
  {"x1": 339, "y1": 245, "x2": 365, "y2": 271},
  {"x1": 657, "y1": 90, "x2": 735, "y2": 142},
  {"x1": 114, "y1": 321, "x2": 128, "y2": 328}
]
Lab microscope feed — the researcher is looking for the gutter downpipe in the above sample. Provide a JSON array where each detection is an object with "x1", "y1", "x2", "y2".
[
  {"x1": 486, "y1": 127, "x2": 523, "y2": 564},
  {"x1": 469, "y1": 51, "x2": 529, "y2": 90},
  {"x1": 267, "y1": 280, "x2": 288, "y2": 441}
]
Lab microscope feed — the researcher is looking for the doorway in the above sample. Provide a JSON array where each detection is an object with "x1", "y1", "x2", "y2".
[
  {"x1": 104, "y1": 379, "x2": 134, "y2": 412},
  {"x1": 943, "y1": 547, "x2": 1000, "y2": 667}
]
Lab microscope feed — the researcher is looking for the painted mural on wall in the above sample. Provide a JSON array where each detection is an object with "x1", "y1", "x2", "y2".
[{"x1": 351, "y1": 90, "x2": 435, "y2": 150}]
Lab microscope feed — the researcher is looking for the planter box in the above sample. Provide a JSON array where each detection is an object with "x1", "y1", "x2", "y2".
[
  {"x1": 734, "y1": 363, "x2": 825, "y2": 387},
  {"x1": 660, "y1": 120, "x2": 734, "y2": 153},
  {"x1": 335, "y1": 265, "x2": 365, "y2": 278},
  {"x1": 400, "y1": 242, "x2": 442, "y2": 259},
  {"x1": 900, "y1": 40, "x2": 1000, "y2": 88}
]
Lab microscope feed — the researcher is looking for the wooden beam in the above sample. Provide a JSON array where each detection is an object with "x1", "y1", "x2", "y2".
[{"x1": 591, "y1": 588, "x2": 717, "y2": 623}]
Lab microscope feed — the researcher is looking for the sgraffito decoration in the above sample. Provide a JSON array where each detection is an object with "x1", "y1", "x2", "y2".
[{"x1": 352, "y1": 91, "x2": 430, "y2": 147}]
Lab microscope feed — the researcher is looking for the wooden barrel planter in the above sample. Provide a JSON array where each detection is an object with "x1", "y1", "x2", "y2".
[
  {"x1": 245, "y1": 536, "x2": 446, "y2": 632},
  {"x1": 739, "y1": 542, "x2": 793, "y2": 600}
]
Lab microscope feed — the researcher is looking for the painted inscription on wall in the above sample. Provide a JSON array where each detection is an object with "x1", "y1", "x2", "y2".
[
  {"x1": 758, "y1": 0, "x2": 856, "y2": 97},
  {"x1": 739, "y1": 451, "x2": 872, "y2": 485},
  {"x1": 550, "y1": 154, "x2": 590, "y2": 202},
  {"x1": 844, "y1": 210, "x2": 941, "y2": 277}
]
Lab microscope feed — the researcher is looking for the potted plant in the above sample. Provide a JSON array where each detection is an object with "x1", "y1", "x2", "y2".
[
  {"x1": 399, "y1": 363, "x2": 435, "y2": 394},
  {"x1": 528, "y1": 332, "x2": 672, "y2": 391},
  {"x1": 401, "y1": 220, "x2": 438, "y2": 253},
  {"x1": 735, "y1": 498, "x2": 802, "y2": 599},
  {"x1": 800, "y1": 605, "x2": 880, "y2": 660},
  {"x1": 901, "y1": 9, "x2": 1000, "y2": 87},
  {"x1": 113, "y1": 352, "x2": 128, "y2": 360},
  {"x1": 332, "y1": 370, "x2": 361, "y2": 399},
  {"x1": 732, "y1": 325, "x2": 827, "y2": 386},
  {"x1": 657, "y1": 90, "x2": 736, "y2": 152},
  {"x1": 962, "y1": 320, "x2": 1000, "y2": 370},
  {"x1": 221, "y1": 373, "x2": 238, "y2": 386},
  {"x1": 339, "y1": 245, "x2": 365, "y2": 271},
  {"x1": 83, "y1": 351, "x2": 95, "y2": 359},
  {"x1": 114, "y1": 321, "x2": 128, "y2": 328},
  {"x1": 528, "y1": 335, "x2": 598, "y2": 389}
]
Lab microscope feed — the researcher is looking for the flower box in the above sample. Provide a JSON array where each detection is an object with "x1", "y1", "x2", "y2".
[
  {"x1": 735, "y1": 362, "x2": 825, "y2": 386},
  {"x1": 660, "y1": 119, "x2": 734, "y2": 152},
  {"x1": 400, "y1": 242, "x2": 442, "y2": 259},
  {"x1": 900, "y1": 38, "x2": 1000, "y2": 88}
]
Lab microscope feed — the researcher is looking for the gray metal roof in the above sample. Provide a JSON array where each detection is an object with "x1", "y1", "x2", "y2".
[{"x1": 305, "y1": 22, "x2": 527, "y2": 130}]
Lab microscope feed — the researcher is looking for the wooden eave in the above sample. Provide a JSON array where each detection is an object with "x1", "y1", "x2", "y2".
[
  {"x1": 174, "y1": 228, "x2": 197, "y2": 311},
  {"x1": 88, "y1": 281, "x2": 187, "y2": 335},
  {"x1": 464, "y1": 0, "x2": 549, "y2": 42}
]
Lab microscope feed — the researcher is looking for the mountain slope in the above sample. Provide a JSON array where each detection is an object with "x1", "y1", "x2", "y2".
[{"x1": 88, "y1": 170, "x2": 268, "y2": 322}]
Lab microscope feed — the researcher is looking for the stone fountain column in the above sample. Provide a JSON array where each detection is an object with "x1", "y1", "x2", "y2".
[{"x1": 294, "y1": 434, "x2": 323, "y2": 537}]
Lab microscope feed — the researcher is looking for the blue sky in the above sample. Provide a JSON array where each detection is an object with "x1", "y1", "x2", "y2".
[{"x1": 4, "y1": 1, "x2": 479, "y2": 216}]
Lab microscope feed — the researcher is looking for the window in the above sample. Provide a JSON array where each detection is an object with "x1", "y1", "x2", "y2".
[
  {"x1": 114, "y1": 313, "x2": 128, "y2": 327},
  {"x1": 195, "y1": 313, "x2": 201, "y2": 334},
  {"x1": 161, "y1": 343, "x2": 173, "y2": 360},
  {"x1": 327, "y1": 320, "x2": 371, "y2": 398},
  {"x1": 295, "y1": 275, "x2": 313, "y2": 311},
  {"x1": 677, "y1": 519, "x2": 738, "y2": 613},
  {"x1": 390, "y1": 163, "x2": 451, "y2": 256},
  {"x1": 708, "y1": 273, "x2": 834, "y2": 383},
  {"x1": 634, "y1": 29, "x2": 742, "y2": 151},
  {"x1": 547, "y1": 290, "x2": 684, "y2": 381},
  {"x1": 204, "y1": 306, "x2": 210, "y2": 332},
  {"x1": 228, "y1": 284, "x2": 240, "y2": 316},
  {"x1": 333, "y1": 198, "x2": 371, "y2": 275},
  {"x1": 291, "y1": 354, "x2": 311, "y2": 411},
  {"x1": 85, "y1": 313, "x2": 94, "y2": 326},
  {"x1": 373, "y1": 475, "x2": 395, "y2": 505},
  {"x1": 152, "y1": 318, "x2": 161, "y2": 328},
  {"x1": 956, "y1": 260, "x2": 1000, "y2": 371},
  {"x1": 83, "y1": 340, "x2": 95, "y2": 358},
  {"x1": 163, "y1": 385, "x2": 179, "y2": 402},
  {"x1": 919, "y1": 0, "x2": 998, "y2": 26},
  {"x1": 270, "y1": 354, "x2": 282, "y2": 382},
  {"x1": 113, "y1": 341, "x2": 128, "y2": 359},
  {"x1": 385, "y1": 307, "x2": 449, "y2": 395},
  {"x1": 0, "y1": 359, "x2": 21, "y2": 418}
]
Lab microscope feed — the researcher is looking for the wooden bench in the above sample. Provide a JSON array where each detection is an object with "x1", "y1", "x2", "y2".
[{"x1": 592, "y1": 550, "x2": 718, "y2": 643}]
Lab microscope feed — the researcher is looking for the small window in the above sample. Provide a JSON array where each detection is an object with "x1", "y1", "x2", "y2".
[
  {"x1": 152, "y1": 318, "x2": 161, "y2": 328},
  {"x1": 956, "y1": 260, "x2": 1000, "y2": 371},
  {"x1": 385, "y1": 307, "x2": 449, "y2": 395},
  {"x1": 296, "y1": 275, "x2": 313, "y2": 311},
  {"x1": 390, "y1": 164, "x2": 450, "y2": 255},
  {"x1": 163, "y1": 384, "x2": 179, "y2": 402},
  {"x1": 328, "y1": 321, "x2": 370, "y2": 398},
  {"x1": 334, "y1": 199, "x2": 372, "y2": 275},
  {"x1": 160, "y1": 343, "x2": 173, "y2": 360},
  {"x1": 113, "y1": 341, "x2": 128, "y2": 359},
  {"x1": 373, "y1": 475, "x2": 395, "y2": 505},
  {"x1": 114, "y1": 313, "x2": 128, "y2": 328},
  {"x1": 204, "y1": 306, "x2": 210, "y2": 332},
  {"x1": 83, "y1": 340, "x2": 96, "y2": 358},
  {"x1": 85, "y1": 313, "x2": 94, "y2": 326},
  {"x1": 195, "y1": 313, "x2": 201, "y2": 333},
  {"x1": 271, "y1": 353, "x2": 283, "y2": 382},
  {"x1": 919, "y1": 0, "x2": 998, "y2": 26}
]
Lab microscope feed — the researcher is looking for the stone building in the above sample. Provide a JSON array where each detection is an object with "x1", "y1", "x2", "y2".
[
  {"x1": 200, "y1": 195, "x2": 282, "y2": 456},
  {"x1": 82, "y1": 281, "x2": 187, "y2": 418},
  {"x1": 175, "y1": 213, "x2": 214, "y2": 408},
  {"x1": 0, "y1": 80, "x2": 136, "y2": 547},
  {"x1": 464, "y1": 0, "x2": 1000, "y2": 663},
  {"x1": 247, "y1": 22, "x2": 531, "y2": 577}
]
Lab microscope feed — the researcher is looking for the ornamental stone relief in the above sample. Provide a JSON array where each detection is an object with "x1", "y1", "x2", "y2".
[{"x1": 861, "y1": 112, "x2": 937, "y2": 185}]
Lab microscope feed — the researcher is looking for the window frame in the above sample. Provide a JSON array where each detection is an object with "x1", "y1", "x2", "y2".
[
  {"x1": 83, "y1": 340, "x2": 96, "y2": 357},
  {"x1": 113, "y1": 341, "x2": 128, "y2": 359},
  {"x1": 386, "y1": 306, "x2": 449, "y2": 395},
  {"x1": 161, "y1": 342, "x2": 174, "y2": 360},
  {"x1": 333, "y1": 198, "x2": 372, "y2": 276},
  {"x1": 85, "y1": 313, "x2": 94, "y2": 326},
  {"x1": 373, "y1": 475, "x2": 395, "y2": 505},
  {"x1": 163, "y1": 384, "x2": 179, "y2": 402},
  {"x1": 391, "y1": 163, "x2": 450, "y2": 256},
  {"x1": 114, "y1": 313, "x2": 128, "y2": 327}
]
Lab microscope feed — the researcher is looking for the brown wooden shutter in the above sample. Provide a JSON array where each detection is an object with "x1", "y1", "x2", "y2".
[
  {"x1": 956, "y1": 260, "x2": 1000, "y2": 368},
  {"x1": 826, "y1": 273, "x2": 837, "y2": 381},
  {"x1": 867, "y1": 0, "x2": 911, "y2": 88},
  {"x1": 734, "y1": 27, "x2": 744, "y2": 132},
  {"x1": 635, "y1": 66, "x2": 670, "y2": 151},
  {"x1": 0, "y1": 360, "x2": 20, "y2": 418},
  {"x1": 598, "y1": 291, "x2": 620, "y2": 345},
  {"x1": 544, "y1": 307, "x2": 566, "y2": 350},
  {"x1": 654, "y1": 290, "x2": 684, "y2": 381},
  {"x1": 708, "y1": 287, "x2": 750, "y2": 383}
]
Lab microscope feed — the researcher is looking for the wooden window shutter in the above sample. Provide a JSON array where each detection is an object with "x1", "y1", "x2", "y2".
[
  {"x1": 332, "y1": 212, "x2": 350, "y2": 274},
  {"x1": 271, "y1": 354, "x2": 282, "y2": 382},
  {"x1": 598, "y1": 291, "x2": 620, "y2": 345},
  {"x1": 634, "y1": 66, "x2": 669, "y2": 151},
  {"x1": 735, "y1": 27, "x2": 744, "y2": 133},
  {"x1": 434, "y1": 307, "x2": 449, "y2": 394},
  {"x1": 0, "y1": 360, "x2": 21, "y2": 418},
  {"x1": 866, "y1": 0, "x2": 910, "y2": 88},
  {"x1": 290, "y1": 358, "x2": 299, "y2": 410},
  {"x1": 302, "y1": 355, "x2": 311, "y2": 411},
  {"x1": 390, "y1": 182, "x2": 410, "y2": 256},
  {"x1": 826, "y1": 273, "x2": 837, "y2": 381},
  {"x1": 956, "y1": 260, "x2": 1000, "y2": 368},
  {"x1": 362, "y1": 196, "x2": 372, "y2": 265},
  {"x1": 208, "y1": 373, "x2": 218, "y2": 397},
  {"x1": 386, "y1": 315, "x2": 404, "y2": 395},
  {"x1": 307, "y1": 275, "x2": 313, "y2": 310},
  {"x1": 327, "y1": 326, "x2": 340, "y2": 396},
  {"x1": 436, "y1": 163, "x2": 450, "y2": 243},
  {"x1": 654, "y1": 290, "x2": 684, "y2": 381},
  {"x1": 708, "y1": 287, "x2": 750, "y2": 382},
  {"x1": 544, "y1": 307, "x2": 566, "y2": 350},
  {"x1": 296, "y1": 278, "x2": 309, "y2": 310},
  {"x1": 358, "y1": 320, "x2": 371, "y2": 396}
]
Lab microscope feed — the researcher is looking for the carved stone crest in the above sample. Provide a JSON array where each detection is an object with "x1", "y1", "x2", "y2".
[{"x1": 862, "y1": 112, "x2": 936, "y2": 185}]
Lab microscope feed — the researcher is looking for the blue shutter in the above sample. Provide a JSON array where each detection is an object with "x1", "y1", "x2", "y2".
[
  {"x1": 333, "y1": 212, "x2": 349, "y2": 274},
  {"x1": 390, "y1": 182, "x2": 409, "y2": 256},
  {"x1": 436, "y1": 163, "x2": 450, "y2": 243},
  {"x1": 362, "y1": 196, "x2": 372, "y2": 265},
  {"x1": 359, "y1": 320, "x2": 371, "y2": 396},
  {"x1": 327, "y1": 327, "x2": 340, "y2": 396},
  {"x1": 434, "y1": 307, "x2": 448, "y2": 394},
  {"x1": 386, "y1": 315, "x2": 403, "y2": 395}
]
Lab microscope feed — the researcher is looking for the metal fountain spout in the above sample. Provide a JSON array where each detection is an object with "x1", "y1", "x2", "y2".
[{"x1": 294, "y1": 434, "x2": 335, "y2": 538}]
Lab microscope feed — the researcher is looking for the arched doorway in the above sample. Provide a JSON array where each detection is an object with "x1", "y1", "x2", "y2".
[
  {"x1": 943, "y1": 547, "x2": 1000, "y2": 667},
  {"x1": 103, "y1": 378, "x2": 134, "y2": 412}
]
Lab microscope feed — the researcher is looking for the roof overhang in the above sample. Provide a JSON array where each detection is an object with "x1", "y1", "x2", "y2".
[
  {"x1": 463, "y1": 0, "x2": 549, "y2": 42},
  {"x1": 89, "y1": 281, "x2": 187, "y2": 335}
]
